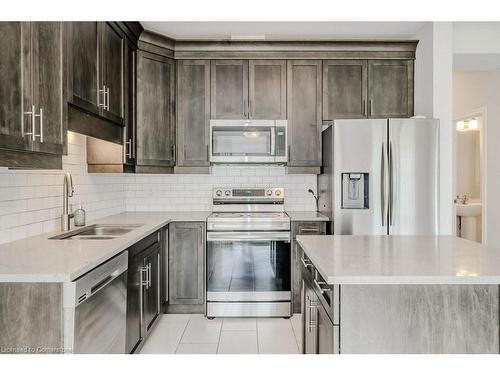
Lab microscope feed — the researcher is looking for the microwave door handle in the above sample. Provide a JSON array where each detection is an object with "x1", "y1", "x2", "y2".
[{"x1": 270, "y1": 127, "x2": 276, "y2": 156}]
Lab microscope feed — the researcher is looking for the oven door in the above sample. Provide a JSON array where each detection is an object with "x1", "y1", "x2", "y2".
[
  {"x1": 206, "y1": 231, "x2": 291, "y2": 302},
  {"x1": 210, "y1": 120, "x2": 277, "y2": 163}
]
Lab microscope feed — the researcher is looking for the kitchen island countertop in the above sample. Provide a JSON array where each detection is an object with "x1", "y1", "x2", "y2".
[
  {"x1": 0, "y1": 211, "x2": 210, "y2": 283},
  {"x1": 296, "y1": 235, "x2": 500, "y2": 284},
  {"x1": 286, "y1": 211, "x2": 329, "y2": 221}
]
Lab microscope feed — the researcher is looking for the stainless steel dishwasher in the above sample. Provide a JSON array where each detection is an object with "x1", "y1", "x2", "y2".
[{"x1": 72, "y1": 251, "x2": 128, "y2": 354}]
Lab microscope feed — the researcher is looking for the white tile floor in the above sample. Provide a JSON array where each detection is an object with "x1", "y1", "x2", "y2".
[{"x1": 139, "y1": 314, "x2": 303, "y2": 354}]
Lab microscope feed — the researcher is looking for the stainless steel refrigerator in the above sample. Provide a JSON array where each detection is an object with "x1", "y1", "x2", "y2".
[{"x1": 318, "y1": 118, "x2": 439, "y2": 235}]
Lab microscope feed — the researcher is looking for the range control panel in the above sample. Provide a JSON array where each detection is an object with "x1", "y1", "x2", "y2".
[{"x1": 212, "y1": 187, "x2": 284, "y2": 200}]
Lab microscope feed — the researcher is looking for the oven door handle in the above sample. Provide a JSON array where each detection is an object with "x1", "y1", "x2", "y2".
[{"x1": 207, "y1": 231, "x2": 291, "y2": 242}]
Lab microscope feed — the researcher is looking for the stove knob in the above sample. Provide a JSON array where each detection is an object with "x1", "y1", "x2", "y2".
[
  {"x1": 224, "y1": 190, "x2": 231, "y2": 197},
  {"x1": 215, "y1": 190, "x2": 222, "y2": 197},
  {"x1": 275, "y1": 190, "x2": 282, "y2": 197},
  {"x1": 266, "y1": 189, "x2": 273, "y2": 196}
]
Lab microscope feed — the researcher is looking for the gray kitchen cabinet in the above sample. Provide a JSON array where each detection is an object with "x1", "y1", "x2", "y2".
[
  {"x1": 176, "y1": 60, "x2": 210, "y2": 171},
  {"x1": 0, "y1": 22, "x2": 32, "y2": 153},
  {"x1": 136, "y1": 50, "x2": 175, "y2": 173},
  {"x1": 323, "y1": 60, "x2": 367, "y2": 120},
  {"x1": 122, "y1": 41, "x2": 136, "y2": 167},
  {"x1": 292, "y1": 221, "x2": 326, "y2": 314},
  {"x1": 210, "y1": 60, "x2": 248, "y2": 119},
  {"x1": 367, "y1": 60, "x2": 414, "y2": 118},
  {"x1": 286, "y1": 60, "x2": 323, "y2": 172},
  {"x1": 126, "y1": 231, "x2": 161, "y2": 354},
  {"x1": 0, "y1": 22, "x2": 65, "y2": 168},
  {"x1": 169, "y1": 222, "x2": 205, "y2": 308},
  {"x1": 100, "y1": 22, "x2": 124, "y2": 123},
  {"x1": 248, "y1": 60, "x2": 286, "y2": 119},
  {"x1": 69, "y1": 22, "x2": 125, "y2": 125}
]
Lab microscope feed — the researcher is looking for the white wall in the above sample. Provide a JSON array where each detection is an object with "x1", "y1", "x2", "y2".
[
  {"x1": 412, "y1": 22, "x2": 454, "y2": 234},
  {"x1": 0, "y1": 132, "x2": 126, "y2": 244},
  {"x1": 453, "y1": 71, "x2": 500, "y2": 246},
  {"x1": 453, "y1": 22, "x2": 500, "y2": 54}
]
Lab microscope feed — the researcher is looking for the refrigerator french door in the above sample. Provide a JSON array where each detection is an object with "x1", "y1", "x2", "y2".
[{"x1": 319, "y1": 118, "x2": 439, "y2": 235}]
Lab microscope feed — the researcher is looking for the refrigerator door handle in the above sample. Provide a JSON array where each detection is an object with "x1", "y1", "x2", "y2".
[
  {"x1": 389, "y1": 141, "x2": 395, "y2": 226},
  {"x1": 381, "y1": 142, "x2": 388, "y2": 227}
]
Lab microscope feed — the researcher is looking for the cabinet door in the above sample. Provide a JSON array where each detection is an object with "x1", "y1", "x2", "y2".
[
  {"x1": 169, "y1": 222, "x2": 205, "y2": 305},
  {"x1": 31, "y1": 22, "x2": 65, "y2": 155},
  {"x1": 126, "y1": 251, "x2": 144, "y2": 354},
  {"x1": 368, "y1": 60, "x2": 414, "y2": 118},
  {"x1": 292, "y1": 221, "x2": 326, "y2": 314},
  {"x1": 100, "y1": 22, "x2": 124, "y2": 123},
  {"x1": 0, "y1": 22, "x2": 32, "y2": 152},
  {"x1": 303, "y1": 279, "x2": 318, "y2": 354},
  {"x1": 136, "y1": 51, "x2": 175, "y2": 168},
  {"x1": 210, "y1": 60, "x2": 248, "y2": 119},
  {"x1": 143, "y1": 244, "x2": 160, "y2": 332},
  {"x1": 287, "y1": 60, "x2": 322, "y2": 167},
  {"x1": 70, "y1": 22, "x2": 99, "y2": 112},
  {"x1": 323, "y1": 60, "x2": 367, "y2": 120},
  {"x1": 317, "y1": 302, "x2": 338, "y2": 354},
  {"x1": 123, "y1": 42, "x2": 135, "y2": 165},
  {"x1": 176, "y1": 60, "x2": 210, "y2": 167},
  {"x1": 248, "y1": 60, "x2": 286, "y2": 119}
]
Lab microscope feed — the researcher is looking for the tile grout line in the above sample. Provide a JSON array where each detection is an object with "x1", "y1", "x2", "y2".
[
  {"x1": 174, "y1": 314, "x2": 193, "y2": 354},
  {"x1": 289, "y1": 316, "x2": 301, "y2": 353}
]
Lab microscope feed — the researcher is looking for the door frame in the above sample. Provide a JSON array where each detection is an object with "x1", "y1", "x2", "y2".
[{"x1": 453, "y1": 106, "x2": 487, "y2": 243}]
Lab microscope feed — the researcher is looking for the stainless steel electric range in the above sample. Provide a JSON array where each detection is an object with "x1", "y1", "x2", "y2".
[{"x1": 206, "y1": 187, "x2": 291, "y2": 318}]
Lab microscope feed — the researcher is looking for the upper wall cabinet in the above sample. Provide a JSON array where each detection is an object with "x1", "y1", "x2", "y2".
[
  {"x1": 248, "y1": 60, "x2": 286, "y2": 119},
  {"x1": 210, "y1": 60, "x2": 248, "y2": 119},
  {"x1": 176, "y1": 60, "x2": 210, "y2": 172},
  {"x1": 286, "y1": 60, "x2": 322, "y2": 172},
  {"x1": 210, "y1": 59, "x2": 286, "y2": 119},
  {"x1": 367, "y1": 60, "x2": 414, "y2": 118},
  {"x1": 323, "y1": 60, "x2": 367, "y2": 120},
  {"x1": 323, "y1": 59, "x2": 414, "y2": 120},
  {"x1": 136, "y1": 50, "x2": 175, "y2": 173},
  {"x1": 69, "y1": 22, "x2": 124, "y2": 125},
  {"x1": 0, "y1": 22, "x2": 65, "y2": 169}
]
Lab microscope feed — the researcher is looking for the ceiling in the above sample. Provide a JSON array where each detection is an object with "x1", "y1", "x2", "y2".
[
  {"x1": 141, "y1": 22, "x2": 427, "y2": 40},
  {"x1": 453, "y1": 53, "x2": 500, "y2": 71}
]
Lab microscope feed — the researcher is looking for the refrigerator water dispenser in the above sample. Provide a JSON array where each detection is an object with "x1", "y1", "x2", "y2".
[{"x1": 342, "y1": 173, "x2": 369, "y2": 209}]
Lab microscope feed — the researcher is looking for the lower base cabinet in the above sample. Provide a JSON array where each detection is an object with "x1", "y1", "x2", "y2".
[
  {"x1": 168, "y1": 222, "x2": 205, "y2": 313},
  {"x1": 126, "y1": 231, "x2": 161, "y2": 354},
  {"x1": 292, "y1": 221, "x2": 326, "y2": 313},
  {"x1": 302, "y1": 270, "x2": 339, "y2": 354}
]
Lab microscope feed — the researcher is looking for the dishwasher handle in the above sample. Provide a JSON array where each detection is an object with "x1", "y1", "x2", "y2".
[{"x1": 74, "y1": 251, "x2": 128, "y2": 307}]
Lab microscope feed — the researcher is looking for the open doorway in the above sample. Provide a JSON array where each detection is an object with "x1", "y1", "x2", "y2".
[{"x1": 453, "y1": 110, "x2": 485, "y2": 242}]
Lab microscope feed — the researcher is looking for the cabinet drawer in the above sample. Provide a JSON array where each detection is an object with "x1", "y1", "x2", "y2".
[{"x1": 293, "y1": 221, "x2": 326, "y2": 237}]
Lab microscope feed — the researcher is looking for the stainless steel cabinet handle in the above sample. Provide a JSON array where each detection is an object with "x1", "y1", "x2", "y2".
[
  {"x1": 363, "y1": 99, "x2": 367, "y2": 117},
  {"x1": 300, "y1": 256, "x2": 312, "y2": 269},
  {"x1": 389, "y1": 141, "x2": 395, "y2": 226},
  {"x1": 38, "y1": 108, "x2": 43, "y2": 143},
  {"x1": 300, "y1": 227, "x2": 320, "y2": 233},
  {"x1": 287, "y1": 145, "x2": 291, "y2": 163},
  {"x1": 23, "y1": 105, "x2": 36, "y2": 140},
  {"x1": 157, "y1": 254, "x2": 161, "y2": 314},
  {"x1": 308, "y1": 298, "x2": 318, "y2": 332},
  {"x1": 368, "y1": 99, "x2": 373, "y2": 116},
  {"x1": 105, "y1": 87, "x2": 110, "y2": 111},
  {"x1": 125, "y1": 139, "x2": 132, "y2": 158},
  {"x1": 206, "y1": 144, "x2": 209, "y2": 162},
  {"x1": 147, "y1": 263, "x2": 152, "y2": 288},
  {"x1": 140, "y1": 266, "x2": 148, "y2": 287},
  {"x1": 98, "y1": 85, "x2": 106, "y2": 108},
  {"x1": 314, "y1": 278, "x2": 330, "y2": 294},
  {"x1": 249, "y1": 99, "x2": 252, "y2": 118}
]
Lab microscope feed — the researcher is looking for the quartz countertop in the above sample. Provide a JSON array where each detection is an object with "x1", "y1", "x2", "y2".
[
  {"x1": 296, "y1": 235, "x2": 500, "y2": 285},
  {"x1": 286, "y1": 211, "x2": 329, "y2": 221},
  {"x1": 0, "y1": 211, "x2": 210, "y2": 283}
]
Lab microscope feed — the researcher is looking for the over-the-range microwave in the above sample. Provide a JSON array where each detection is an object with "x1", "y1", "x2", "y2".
[{"x1": 209, "y1": 120, "x2": 287, "y2": 164}]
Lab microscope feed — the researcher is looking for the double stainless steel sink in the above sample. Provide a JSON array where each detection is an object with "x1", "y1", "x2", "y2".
[{"x1": 50, "y1": 224, "x2": 143, "y2": 240}]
